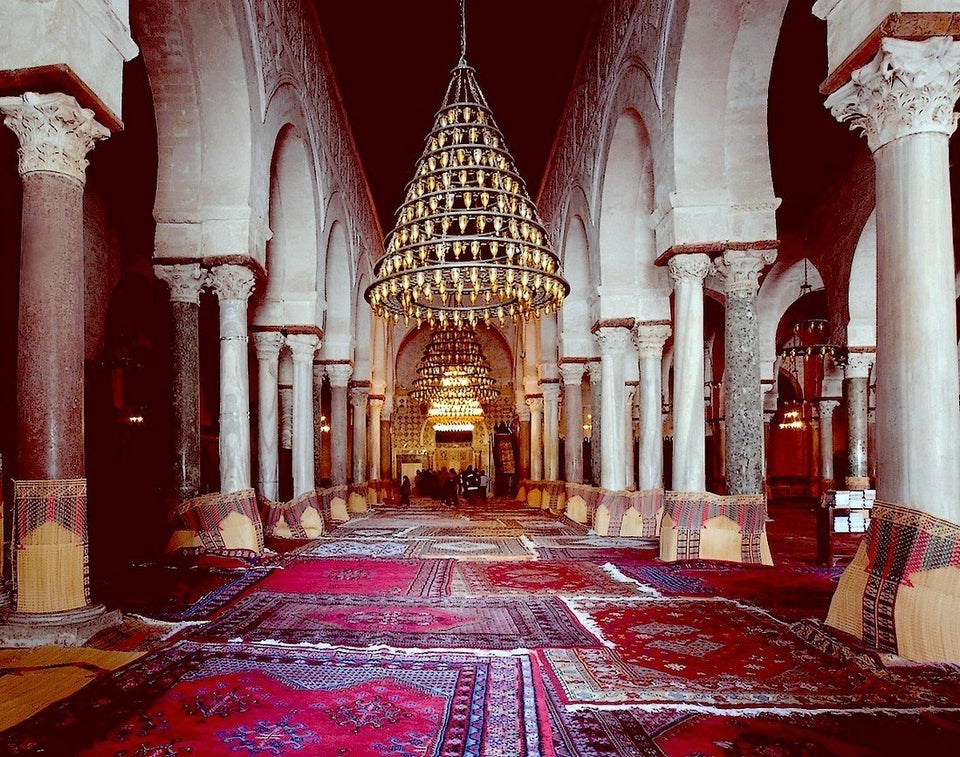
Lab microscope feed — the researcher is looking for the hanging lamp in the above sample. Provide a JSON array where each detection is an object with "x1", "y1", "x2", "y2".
[{"x1": 364, "y1": 0, "x2": 569, "y2": 328}]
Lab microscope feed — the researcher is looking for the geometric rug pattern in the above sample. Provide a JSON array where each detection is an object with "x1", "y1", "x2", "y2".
[
  {"x1": 189, "y1": 591, "x2": 602, "y2": 649},
  {"x1": 5, "y1": 499, "x2": 960, "y2": 756},
  {"x1": 0, "y1": 641, "x2": 552, "y2": 756}
]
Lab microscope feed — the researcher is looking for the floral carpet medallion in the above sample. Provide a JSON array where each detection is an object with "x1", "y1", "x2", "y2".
[
  {"x1": 541, "y1": 599, "x2": 908, "y2": 707},
  {"x1": 190, "y1": 592, "x2": 602, "y2": 649},
  {"x1": 453, "y1": 560, "x2": 641, "y2": 597},
  {"x1": 296, "y1": 540, "x2": 414, "y2": 559},
  {"x1": 0, "y1": 641, "x2": 552, "y2": 756},
  {"x1": 408, "y1": 537, "x2": 533, "y2": 560}
]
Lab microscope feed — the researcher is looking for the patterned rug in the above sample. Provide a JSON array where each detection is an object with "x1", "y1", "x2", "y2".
[
  {"x1": 0, "y1": 641, "x2": 554, "y2": 756},
  {"x1": 190, "y1": 592, "x2": 601, "y2": 649},
  {"x1": 532, "y1": 535, "x2": 659, "y2": 550},
  {"x1": 452, "y1": 561, "x2": 641, "y2": 598},
  {"x1": 295, "y1": 539, "x2": 415, "y2": 559},
  {"x1": 252, "y1": 558, "x2": 453, "y2": 598},
  {"x1": 405, "y1": 523, "x2": 524, "y2": 538},
  {"x1": 535, "y1": 546, "x2": 660, "y2": 562},
  {"x1": 540, "y1": 598, "x2": 913, "y2": 708},
  {"x1": 616, "y1": 561, "x2": 844, "y2": 621},
  {"x1": 498, "y1": 518, "x2": 590, "y2": 536},
  {"x1": 407, "y1": 537, "x2": 533, "y2": 560}
]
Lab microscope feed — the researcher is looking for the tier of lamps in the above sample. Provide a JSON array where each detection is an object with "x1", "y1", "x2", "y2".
[{"x1": 364, "y1": 1, "x2": 569, "y2": 328}]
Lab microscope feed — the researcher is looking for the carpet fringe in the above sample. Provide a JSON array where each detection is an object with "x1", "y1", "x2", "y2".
[
  {"x1": 238, "y1": 637, "x2": 545, "y2": 658},
  {"x1": 600, "y1": 562, "x2": 660, "y2": 596}
]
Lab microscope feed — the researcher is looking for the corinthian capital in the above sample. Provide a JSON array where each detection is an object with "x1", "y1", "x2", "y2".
[
  {"x1": 209, "y1": 264, "x2": 256, "y2": 301},
  {"x1": 326, "y1": 363, "x2": 353, "y2": 387},
  {"x1": 0, "y1": 92, "x2": 110, "y2": 183},
  {"x1": 350, "y1": 384, "x2": 370, "y2": 408},
  {"x1": 594, "y1": 326, "x2": 633, "y2": 357},
  {"x1": 154, "y1": 263, "x2": 205, "y2": 305},
  {"x1": 714, "y1": 248, "x2": 777, "y2": 296},
  {"x1": 633, "y1": 321, "x2": 672, "y2": 358},
  {"x1": 252, "y1": 331, "x2": 285, "y2": 360},
  {"x1": 559, "y1": 362, "x2": 586, "y2": 387},
  {"x1": 667, "y1": 253, "x2": 712, "y2": 285},
  {"x1": 826, "y1": 37, "x2": 960, "y2": 152},
  {"x1": 286, "y1": 333, "x2": 320, "y2": 363}
]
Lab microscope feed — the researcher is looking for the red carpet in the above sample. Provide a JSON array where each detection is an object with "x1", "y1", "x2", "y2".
[{"x1": 253, "y1": 558, "x2": 453, "y2": 598}]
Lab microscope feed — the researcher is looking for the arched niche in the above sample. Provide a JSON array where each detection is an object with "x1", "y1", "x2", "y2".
[
  {"x1": 559, "y1": 201, "x2": 597, "y2": 359},
  {"x1": 256, "y1": 124, "x2": 320, "y2": 327},
  {"x1": 319, "y1": 207, "x2": 355, "y2": 360}
]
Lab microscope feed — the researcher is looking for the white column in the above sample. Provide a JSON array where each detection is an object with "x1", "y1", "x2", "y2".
[
  {"x1": 312, "y1": 362, "x2": 325, "y2": 485},
  {"x1": 634, "y1": 322, "x2": 671, "y2": 490},
  {"x1": 594, "y1": 326, "x2": 632, "y2": 491},
  {"x1": 209, "y1": 264, "x2": 256, "y2": 493},
  {"x1": 541, "y1": 381, "x2": 560, "y2": 480},
  {"x1": 527, "y1": 396, "x2": 544, "y2": 480},
  {"x1": 287, "y1": 333, "x2": 320, "y2": 497},
  {"x1": 560, "y1": 362, "x2": 586, "y2": 483},
  {"x1": 351, "y1": 384, "x2": 369, "y2": 483},
  {"x1": 819, "y1": 399, "x2": 840, "y2": 490},
  {"x1": 624, "y1": 383, "x2": 638, "y2": 489},
  {"x1": 827, "y1": 36, "x2": 960, "y2": 519},
  {"x1": 252, "y1": 332, "x2": 284, "y2": 500},
  {"x1": 668, "y1": 254, "x2": 712, "y2": 492},
  {"x1": 326, "y1": 363, "x2": 353, "y2": 486},
  {"x1": 368, "y1": 396, "x2": 384, "y2": 480},
  {"x1": 587, "y1": 360, "x2": 602, "y2": 485}
]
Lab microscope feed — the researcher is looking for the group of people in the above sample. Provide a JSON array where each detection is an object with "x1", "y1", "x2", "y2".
[{"x1": 398, "y1": 466, "x2": 489, "y2": 507}]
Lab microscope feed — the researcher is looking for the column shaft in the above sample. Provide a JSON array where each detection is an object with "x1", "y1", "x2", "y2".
[
  {"x1": 253, "y1": 332, "x2": 283, "y2": 501},
  {"x1": 327, "y1": 364, "x2": 353, "y2": 486},
  {"x1": 542, "y1": 383, "x2": 560, "y2": 480},
  {"x1": 588, "y1": 362, "x2": 602, "y2": 485},
  {"x1": 594, "y1": 327, "x2": 632, "y2": 491},
  {"x1": 635, "y1": 323, "x2": 670, "y2": 490},
  {"x1": 560, "y1": 364, "x2": 585, "y2": 483},
  {"x1": 819, "y1": 400, "x2": 839, "y2": 489},
  {"x1": 351, "y1": 386, "x2": 369, "y2": 483},
  {"x1": 288, "y1": 334, "x2": 319, "y2": 497},
  {"x1": 668, "y1": 254, "x2": 712, "y2": 491},
  {"x1": 369, "y1": 398, "x2": 384, "y2": 480},
  {"x1": 528, "y1": 397, "x2": 544, "y2": 480}
]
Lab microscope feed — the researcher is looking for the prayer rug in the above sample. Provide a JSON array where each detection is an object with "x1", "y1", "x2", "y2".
[
  {"x1": 99, "y1": 563, "x2": 270, "y2": 621},
  {"x1": 534, "y1": 546, "x2": 659, "y2": 562},
  {"x1": 452, "y1": 561, "x2": 641, "y2": 598},
  {"x1": 190, "y1": 592, "x2": 601, "y2": 649},
  {"x1": 405, "y1": 523, "x2": 524, "y2": 538},
  {"x1": 0, "y1": 641, "x2": 554, "y2": 757},
  {"x1": 295, "y1": 539, "x2": 415, "y2": 559},
  {"x1": 252, "y1": 558, "x2": 453, "y2": 598},
  {"x1": 616, "y1": 561, "x2": 843, "y2": 621},
  {"x1": 407, "y1": 537, "x2": 533, "y2": 560},
  {"x1": 541, "y1": 599, "x2": 911, "y2": 707},
  {"x1": 497, "y1": 518, "x2": 590, "y2": 536},
  {"x1": 532, "y1": 535, "x2": 659, "y2": 549}
]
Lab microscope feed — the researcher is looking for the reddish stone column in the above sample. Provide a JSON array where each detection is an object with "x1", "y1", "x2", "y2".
[{"x1": 0, "y1": 91, "x2": 119, "y2": 641}]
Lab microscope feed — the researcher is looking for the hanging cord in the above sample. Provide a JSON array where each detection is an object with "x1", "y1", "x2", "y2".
[{"x1": 457, "y1": 0, "x2": 468, "y2": 67}]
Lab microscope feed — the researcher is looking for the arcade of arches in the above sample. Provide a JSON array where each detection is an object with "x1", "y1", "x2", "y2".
[{"x1": 1, "y1": 0, "x2": 960, "y2": 750}]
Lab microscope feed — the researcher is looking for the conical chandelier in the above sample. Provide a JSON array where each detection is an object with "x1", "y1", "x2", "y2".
[
  {"x1": 410, "y1": 326, "x2": 498, "y2": 401},
  {"x1": 364, "y1": 0, "x2": 569, "y2": 329}
]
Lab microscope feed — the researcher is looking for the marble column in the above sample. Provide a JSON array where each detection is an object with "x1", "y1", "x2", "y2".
[
  {"x1": 351, "y1": 385, "x2": 369, "y2": 483},
  {"x1": 0, "y1": 91, "x2": 116, "y2": 633},
  {"x1": 715, "y1": 248, "x2": 776, "y2": 495},
  {"x1": 287, "y1": 334, "x2": 320, "y2": 497},
  {"x1": 527, "y1": 396, "x2": 544, "y2": 480},
  {"x1": 252, "y1": 332, "x2": 284, "y2": 501},
  {"x1": 594, "y1": 326, "x2": 632, "y2": 491},
  {"x1": 635, "y1": 322, "x2": 671, "y2": 490},
  {"x1": 560, "y1": 363, "x2": 586, "y2": 483},
  {"x1": 587, "y1": 361, "x2": 602, "y2": 486},
  {"x1": 209, "y1": 264, "x2": 256, "y2": 493},
  {"x1": 843, "y1": 352, "x2": 874, "y2": 488},
  {"x1": 154, "y1": 263, "x2": 205, "y2": 502},
  {"x1": 668, "y1": 253, "x2": 712, "y2": 492},
  {"x1": 541, "y1": 382, "x2": 560, "y2": 480},
  {"x1": 327, "y1": 364, "x2": 353, "y2": 486},
  {"x1": 368, "y1": 396, "x2": 385, "y2": 480},
  {"x1": 624, "y1": 382, "x2": 638, "y2": 489},
  {"x1": 518, "y1": 406, "x2": 531, "y2": 481},
  {"x1": 819, "y1": 399, "x2": 840, "y2": 491},
  {"x1": 827, "y1": 37, "x2": 960, "y2": 518},
  {"x1": 312, "y1": 362, "x2": 325, "y2": 486}
]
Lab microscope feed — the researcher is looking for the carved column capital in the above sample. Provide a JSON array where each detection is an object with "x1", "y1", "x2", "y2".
[
  {"x1": 209, "y1": 264, "x2": 256, "y2": 301},
  {"x1": 526, "y1": 395, "x2": 544, "y2": 414},
  {"x1": 667, "y1": 252, "x2": 712, "y2": 285},
  {"x1": 818, "y1": 399, "x2": 841, "y2": 417},
  {"x1": 368, "y1": 396, "x2": 385, "y2": 411},
  {"x1": 541, "y1": 382, "x2": 560, "y2": 403},
  {"x1": 252, "y1": 331, "x2": 285, "y2": 360},
  {"x1": 714, "y1": 249, "x2": 777, "y2": 296},
  {"x1": 586, "y1": 360, "x2": 602, "y2": 383},
  {"x1": 826, "y1": 37, "x2": 960, "y2": 152},
  {"x1": 845, "y1": 350, "x2": 875, "y2": 379},
  {"x1": 350, "y1": 384, "x2": 369, "y2": 408},
  {"x1": 634, "y1": 322, "x2": 672, "y2": 358},
  {"x1": 285, "y1": 333, "x2": 320, "y2": 364},
  {"x1": 559, "y1": 362, "x2": 586, "y2": 387},
  {"x1": 594, "y1": 326, "x2": 633, "y2": 357},
  {"x1": 0, "y1": 92, "x2": 109, "y2": 183},
  {"x1": 326, "y1": 363, "x2": 353, "y2": 388},
  {"x1": 154, "y1": 263, "x2": 205, "y2": 305}
]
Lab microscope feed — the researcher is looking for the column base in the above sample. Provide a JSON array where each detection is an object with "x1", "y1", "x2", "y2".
[{"x1": 0, "y1": 604, "x2": 122, "y2": 647}]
